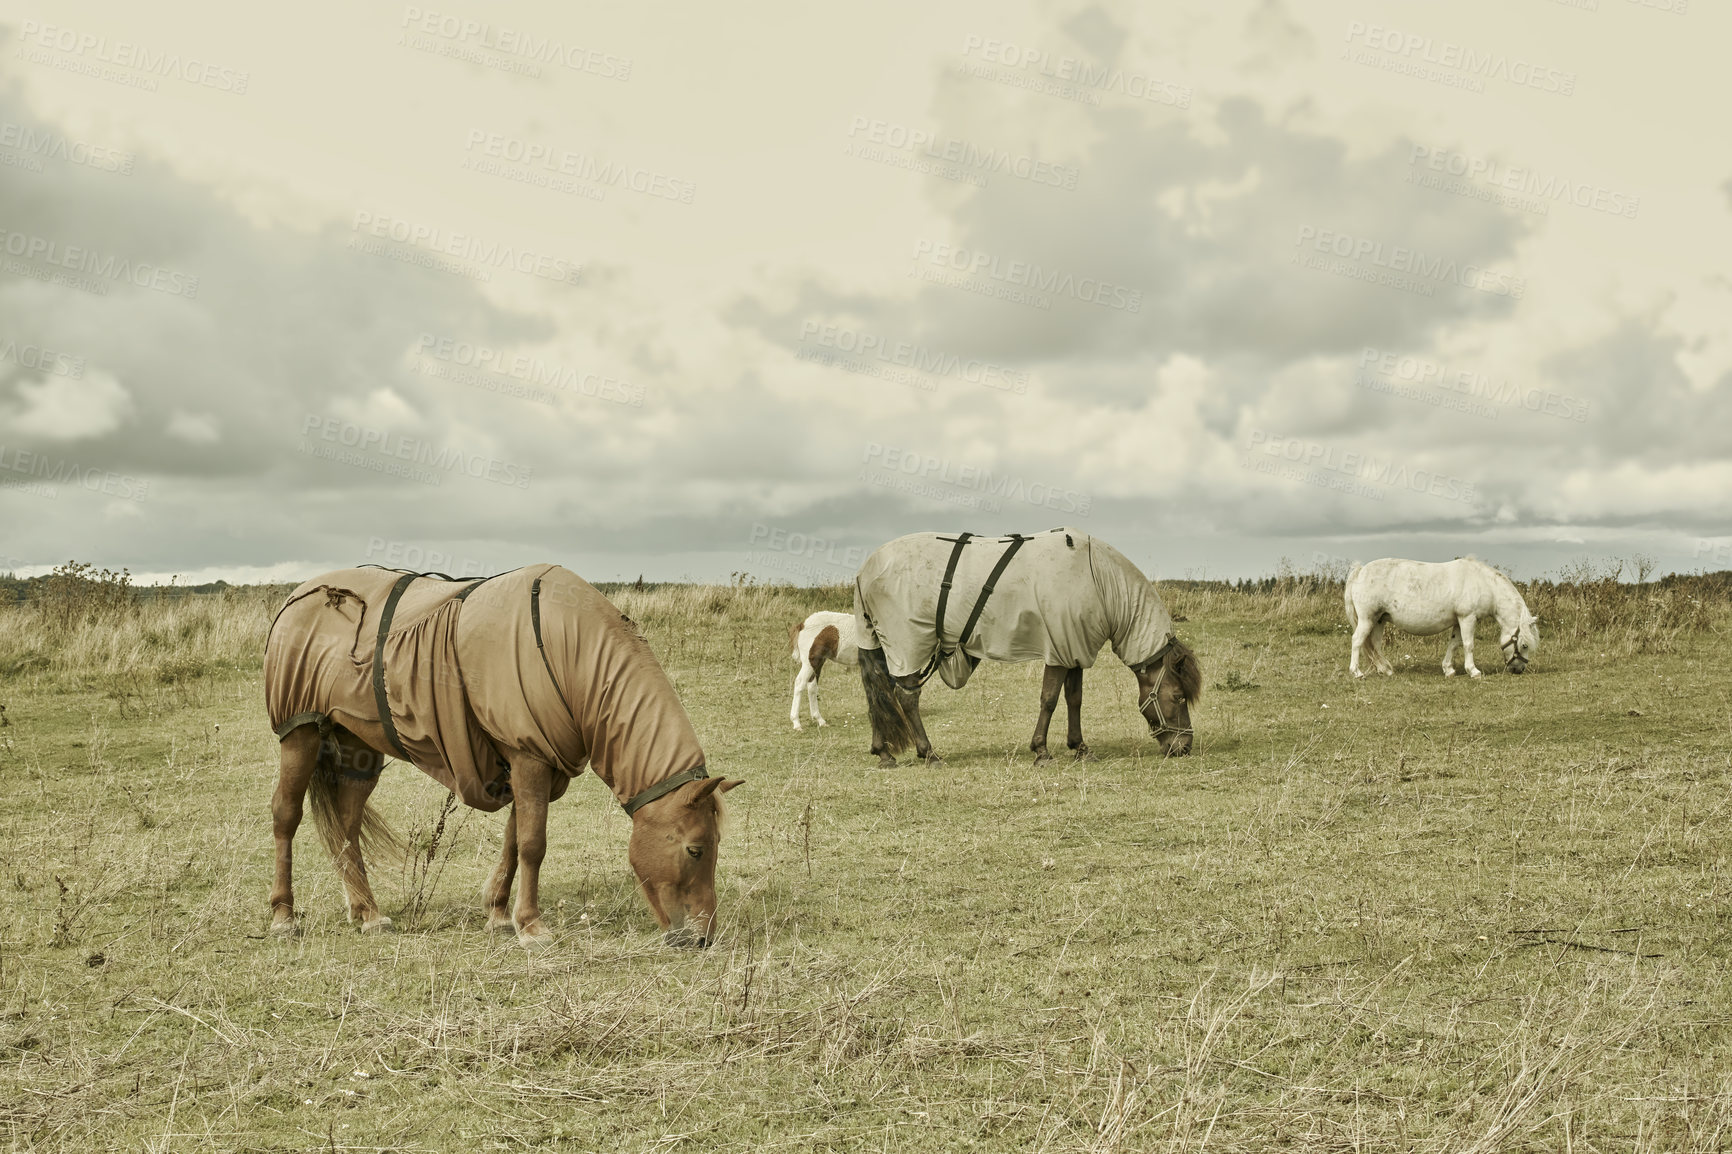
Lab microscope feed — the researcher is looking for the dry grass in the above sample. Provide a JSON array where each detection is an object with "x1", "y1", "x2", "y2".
[{"x1": 2, "y1": 565, "x2": 1731, "y2": 1150}]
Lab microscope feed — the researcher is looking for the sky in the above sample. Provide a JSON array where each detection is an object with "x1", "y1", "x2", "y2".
[{"x1": 0, "y1": 0, "x2": 1728, "y2": 585}]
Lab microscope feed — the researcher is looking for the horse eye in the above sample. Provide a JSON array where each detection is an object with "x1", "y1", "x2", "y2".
[{"x1": 685, "y1": 846, "x2": 703, "y2": 859}]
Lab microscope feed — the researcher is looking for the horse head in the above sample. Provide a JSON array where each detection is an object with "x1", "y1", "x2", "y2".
[
  {"x1": 627, "y1": 776, "x2": 744, "y2": 947},
  {"x1": 1502, "y1": 612, "x2": 1540, "y2": 673},
  {"x1": 1134, "y1": 639, "x2": 1202, "y2": 756}
]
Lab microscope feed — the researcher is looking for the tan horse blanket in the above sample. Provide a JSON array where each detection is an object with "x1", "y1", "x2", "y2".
[
  {"x1": 264, "y1": 565, "x2": 705, "y2": 812},
  {"x1": 854, "y1": 528, "x2": 1174, "y2": 689}
]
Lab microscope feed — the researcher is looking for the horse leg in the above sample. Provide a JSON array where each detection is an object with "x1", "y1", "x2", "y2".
[
  {"x1": 893, "y1": 676, "x2": 938, "y2": 764},
  {"x1": 791, "y1": 662, "x2": 811, "y2": 730},
  {"x1": 329, "y1": 734, "x2": 391, "y2": 932},
  {"x1": 268, "y1": 726, "x2": 320, "y2": 936},
  {"x1": 509, "y1": 757, "x2": 554, "y2": 947},
  {"x1": 807, "y1": 652, "x2": 828, "y2": 727},
  {"x1": 483, "y1": 805, "x2": 519, "y2": 932},
  {"x1": 1459, "y1": 613, "x2": 1482, "y2": 678},
  {"x1": 1029, "y1": 664, "x2": 1063, "y2": 766},
  {"x1": 1442, "y1": 623, "x2": 1460, "y2": 676},
  {"x1": 1350, "y1": 616, "x2": 1376, "y2": 678},
  {"x1": 1063, "y1": 667, "x2": 1093, "y2": 760},
  {"x1": 1374, "y1": 619, "x2": 1395, "y2": 675}
]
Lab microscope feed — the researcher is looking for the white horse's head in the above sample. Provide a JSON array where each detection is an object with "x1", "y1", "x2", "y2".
[{"x1": 1502, "y1": 612, "x2": 1539, "y2": 673}]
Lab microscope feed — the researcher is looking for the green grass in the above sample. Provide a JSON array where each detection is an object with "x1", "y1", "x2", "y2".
[{"x1": 2, "y1": 577, "x2": 1731, "y2": 1150}]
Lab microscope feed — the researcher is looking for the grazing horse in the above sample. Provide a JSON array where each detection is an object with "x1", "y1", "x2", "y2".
[
  {"x1": 1345, "y1": 556, "x2": 1539, "y2": 679},
  {"x1": 854, "y1": 528, "x2": 1202, "y2": 766},
  {"x1": 263, "y1": 564, "x2": 742, "y2": 948},
  {"x1": 788, "y1": 610, "x2": 860, "y2": 730}
]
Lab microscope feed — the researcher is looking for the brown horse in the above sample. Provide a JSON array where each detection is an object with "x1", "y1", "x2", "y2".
[
  {"x1": 855, "y1": 529, "x2": 1202, "y2": 765},
  {"x1": 264, "y1": 565, "x2": 742, "y2": 948}
]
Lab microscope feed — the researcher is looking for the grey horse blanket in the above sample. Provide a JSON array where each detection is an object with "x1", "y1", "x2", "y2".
[
  {"x1": 853, "y1": 528, "x2": 1175, "y2": 689},
  {"x1": 264, "y1": 565, "x2": 705, "y2": 812}
]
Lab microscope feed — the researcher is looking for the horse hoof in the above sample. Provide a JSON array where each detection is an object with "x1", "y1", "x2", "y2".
[
  {"x1": 1443, "y1": 669, "x2": 1456, "y2": 678},
  {"x1": 487, "y1": 912, "x2": 515, "y2": 933},
  {"x1": 1469, "y1": 669, "x2": 1482, "y2": 680},
  {"x1": 792, "y1": 722, "x2": 802, "y2": 731},
  {"x1": 516, "y1": 927, "x2": 553, "y2": 950},
  {"x1": 1351, "y1": 670, "x2": 1365, "y2": 679},
  {"x1": 1072, "y1": 749, "x2": 1096, "y2": 763},
  {"x1": 268, "y1": 917, "x2": 298, "y2": 938},
  {"x1": 1033, "y1": 753, "x2": 1053, "y2": 767},
  {"x1": 360, "y1": 916, "x2": 394, "y2": 934},
  {"x1": 816, "y1": 719, "x2": 827, "y2": 727}
]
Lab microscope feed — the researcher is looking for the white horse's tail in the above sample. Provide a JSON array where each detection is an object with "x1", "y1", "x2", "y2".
[{"x1": 1344, "y1": 563, "x2": 1363, "y2": 627}]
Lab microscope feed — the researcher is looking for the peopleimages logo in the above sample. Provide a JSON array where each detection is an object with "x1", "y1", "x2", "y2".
[
  {"x1": 0, "y1": 443, "x2": 150, "y2": 501},
  {"x1": 0, "y1": 121, "x2": 134, "y2": 175},
  {"x1": 1406, "y1": 146, "x2": 1639, "y2": 220},
  {"x1": 861, "y1": 442, "x2": 1092, "y2": 515},
  {"x1": 748, "y1": 524, "x2": 867, "y2": 571},
  {"x1": 1294, "y1": 225, "x2": 1525, "y2": 298},
  {"x1": 0, "y1": 229, "x2": 199, "y2": 298},
  {"x1": 16, "y1": 19, "x2": 250, "y2": 94},
  {"x1": 958, "y1": 35, "x2": 1192, "y2": 109},
  {"x1": 0, "y1": 337, "x2": 84, "y2": 379},
  {"x1": 1358, "y1": 347, "x2": 1589, "y2": 423},
  {"x1": 845, "y1": 117, "x2": 1080, "y2": 190},
  {"x1": 299, "y1": 414, "x2": 534, "y2": 489},
  {"x1": 350, "y1": 211, "x2": 584, "y2": 285},
  {"x1": 1243, "y1": 429, "x2": 1476, "y2": 504},
  {"x1": 399, "y1": 7, "x2": 633, "y2": 79},
  {"x1": 797, "y1": 321, "x2": 1028, "y2": 394},
  {"x1": 1342, "y1": 21, "x2": 1576, "y2": 96},
  {"x1": 911, "y1": 240, "x2": 1142, "y2": 312}
]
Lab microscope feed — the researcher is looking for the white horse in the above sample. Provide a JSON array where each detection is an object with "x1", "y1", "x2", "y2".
[
  {"x1": 1345, "y1": 557, "x2": 1538, "y2": 679},
  {"x1": 788, "y1": 610, "x2": 860, "y2": 729}
]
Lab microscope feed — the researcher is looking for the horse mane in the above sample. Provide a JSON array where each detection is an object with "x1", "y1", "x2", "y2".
[{"x1": 1167, "y1": 639, "x2": 1203, "y2": 704}]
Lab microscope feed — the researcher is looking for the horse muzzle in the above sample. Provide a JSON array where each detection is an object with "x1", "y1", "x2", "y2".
[
  {"x1": 1507, "y1": 657, "x2": 1528, "y2": 674},
  {"x1": 664, "y1": 926, "x2": 709, "y2": 949}
]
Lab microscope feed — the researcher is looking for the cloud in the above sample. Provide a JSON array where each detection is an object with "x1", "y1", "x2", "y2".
[{"x1": 3, "y1": 368, "x2": 131, "y2": 439}]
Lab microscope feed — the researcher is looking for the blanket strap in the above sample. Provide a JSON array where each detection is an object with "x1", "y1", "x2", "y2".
[
  {"x1": 914, "y1": 533, "x2": 973, "y2": 684},
  {"x1": 529, "y1": 576, "x2": 567, "y2": 702},
  {"x1": 371, "y1": 573, "x2": 417, "y2": 759},
  {"x1": 622, "y1": 764, "x2": 710, "y2": 817},
  {"x1": 916, "y1": 533, "x2": 1028, "y2": 685}
]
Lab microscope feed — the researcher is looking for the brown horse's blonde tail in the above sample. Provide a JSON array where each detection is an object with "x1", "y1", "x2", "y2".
[{"x1": 307, "y1": 736, "x2": 405, "y2": 867}]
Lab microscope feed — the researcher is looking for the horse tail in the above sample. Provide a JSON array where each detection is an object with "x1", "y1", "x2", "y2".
[
  {"x1": 1344, "y1": 564, "x2": 1363, "y2": 627},
  {"x1": 307, "y1": 734, "x2": 404, "y2": 867},
  {"x1": 858, "y1": 645, "x2": 914, "y2": 756},
  {"x1": 789, "y1": 620, "x2": 805, "y2": 660}
]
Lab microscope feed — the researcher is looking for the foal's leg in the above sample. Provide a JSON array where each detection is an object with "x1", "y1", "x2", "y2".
[
  {"x1": 1063, "y1": 667, "x2": 1093, "y2": 759},
  {"x1": 484, "y1": 806, "x2": 519, "y2": 932},
  {"x1": 791, "y1": 662, "x2": 811, "y2": 730},
  {"x1": 1458, "y1": 613, "x2": 1482, "y2": 678},
  {"x1": 807, "y1": 653, "x2": 828, "y2": 727},
  {"x1": 893, "y1": 676, "x2": 938, "y2": 763},
  {"x1": 268, "y1": 726, "x2": 321, "y2": 936},
  {"x1": 1029, "y1": 664, "x2": 1064, "y2": 765},
  {"x1": 329, "y1": 735, "x2": 391, "y2": 932},
  {"x1": 509, "y1": 758, "x2": 554, "y2": 947}
]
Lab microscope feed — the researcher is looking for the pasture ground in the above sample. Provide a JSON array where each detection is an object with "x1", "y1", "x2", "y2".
[{"x1": 1, "y1": 570, "x2": 1730, "y2": 1151}]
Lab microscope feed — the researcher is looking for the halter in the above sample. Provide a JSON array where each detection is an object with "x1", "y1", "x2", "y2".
[
  {"x1": 1500, "y1": 629, "x2": 1526, "y2": 666},
  {"x1": 1137, "y1": 645, "x2": 1193, "y2": 741}
]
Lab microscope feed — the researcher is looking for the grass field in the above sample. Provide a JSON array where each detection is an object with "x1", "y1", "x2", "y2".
[{"x1": 2, "y1": 567, "x2": 1731, "y2": 1151}]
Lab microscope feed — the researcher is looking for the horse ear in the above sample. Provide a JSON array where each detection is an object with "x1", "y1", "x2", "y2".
[
  {"x1": 686, "y1": 777, "x2": 725, "y2": 806},
  {"x1": 717, "y1": 778, "x2": 744, "y2": 793}
]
